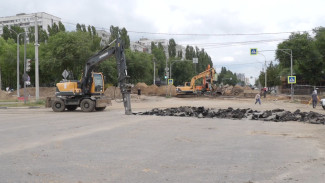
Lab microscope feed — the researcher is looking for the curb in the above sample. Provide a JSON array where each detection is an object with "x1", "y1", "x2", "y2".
[{"x1": 0, "y1": 106, "x2": 41, "y2": 109}]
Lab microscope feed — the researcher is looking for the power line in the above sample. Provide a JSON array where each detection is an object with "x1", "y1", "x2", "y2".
[
  {"x1": 10, "y1": 15, "x2": 313, "y2": 38},
  {"x1": 127, "y1": 30, "x2": 308, "y2": 36}
]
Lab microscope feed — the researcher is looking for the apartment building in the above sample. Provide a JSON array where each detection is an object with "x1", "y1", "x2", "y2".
[
  {"x1": 0, "y1": 12, "x2": 61, "y2": 35},
  {"x1": 130, "y1": 38, "x2": 185, "y2": 59}
]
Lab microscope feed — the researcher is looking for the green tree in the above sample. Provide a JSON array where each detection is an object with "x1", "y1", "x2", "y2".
[
  {"x1": 0, "y1": 38, "x2": 17, "y2": 89},
  {"x1": 177, "y1": 50, "x2": 183, "y2": 59},
  {"x1": 87, "y1": 25, "x2": 92, "y2": 36},
  {"x1": 120, "y1": 28, "x2": 130, "y2": 49},
  {"x1": 1, "y1": 25, "x2": 24, "y2": 43},
  {"x1": 81, "y1": 24, "x2": 87, "y2": 32},
  {"x1": 217, "y1": 67, "x2": 238, "y2": 86},
  {"x1": 48, "y1": 23, "x2": 59, "y2": 36},
  {"x1": 76, "y1": 23, "x2": 82, "y2": 32},
  {"x1": 58, "y1": 21, "x2": 66, "y2": 32},
  {"x1": 125, "y1": 49, "x2": 153, "y2": 84},
  {"x1": 40, "y1": 31, "x2": 95, "y2": 84},
  {"x1": 151, "y1": 42, "x2": 166, "y2": 80},
  {"x1": 168, "y1": 38, "x2": 176, "y2": 58},
  {"x1": 185, "y1": 45, "x2": 195, "y2": 60},
  {"x1": 28, "y1": 26, "x2": 48, "y2": 43},
  {"x1": 172, "y1": 61, "x2": 195, "y2": 86},
  {"x1": 276, "y1": 32, "x2": 323, "y2": 85},
  {"x1": 258, "y1": 61, "x2": 281, "y2": 87},
  {"x1": 109, "y1": 26, "x2": 130, "y2": 49},
  {"x1": 91, "y1": 26, "x2": 97, "y2": 36}
]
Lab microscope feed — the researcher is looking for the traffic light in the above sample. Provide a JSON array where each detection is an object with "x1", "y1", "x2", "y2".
[
  {"x1": 26, "y1": 59, "x2": 31, "y2": 72},
  {"x1": 164, "y1": 71, "x2": 169, "y2": 79}
]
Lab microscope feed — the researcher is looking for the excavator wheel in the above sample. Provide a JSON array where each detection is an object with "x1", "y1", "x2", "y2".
[
  {"x1": 95, "y1": 106, "x2": 106, "y2": 111},
  {"x1": 80, "y1": 99, "x2": 95, "y2": 112},
  {"x1": 66, "y1": 105, "x2": 78, "y2": 111},
  {"x1": 52, "y1": 98, "x2": 65, "y2": 112}
]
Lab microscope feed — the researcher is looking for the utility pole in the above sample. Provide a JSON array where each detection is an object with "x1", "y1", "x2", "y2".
[
  {"x1": 35, "y1": 14, "x2": 40, "y2": 100},
  {"x1": 17, "y1": 33, "x2": 20, "y2": 97},
  {"x1": 0, "y1": 67, "x2": 1, "y2": 90},
  {"x1": 153, "y1": 58, "x2": 156, "y2": 85},
  {"x1": 258, "y1": 53, "x2": 267, "y2": 89},
  {"x1": 290, "y1": 50, "x2": 293, "y2": 101},
  {"x1": 24, "y1": 32, "x2": 27, "y2": 104},
  {"x1": 265, "y1": 60, "x2": 267, "y2": 89},
  {"x1": 166, "y1": 57, "x2": 168, "y2": 97}
]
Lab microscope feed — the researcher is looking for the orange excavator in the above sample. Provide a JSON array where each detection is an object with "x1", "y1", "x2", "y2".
[{"x1": 176, "y1": 65, "x2": 217, "y2": 96}]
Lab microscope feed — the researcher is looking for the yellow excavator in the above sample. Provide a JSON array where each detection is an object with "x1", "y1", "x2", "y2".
[
  {"x1": 46, "y1": 37, "x2": 132, "y2": 114},
  {"x1": 176, "y1": 65, "x2": 217, "y2": 96}
]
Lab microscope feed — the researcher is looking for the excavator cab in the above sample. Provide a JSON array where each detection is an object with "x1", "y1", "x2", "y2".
[{"x1": 90, "y1": 72, "x2": 104, "y2": 94}]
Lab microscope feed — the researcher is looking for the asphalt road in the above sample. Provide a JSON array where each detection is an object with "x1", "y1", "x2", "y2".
[{"x1": 0, "y1": 107, "x2": 324, "y2": 183}]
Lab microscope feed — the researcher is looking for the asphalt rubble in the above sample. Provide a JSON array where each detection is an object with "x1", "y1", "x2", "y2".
[{"x1": 136, "y1": 106, "x2": 325, "y2": 125}]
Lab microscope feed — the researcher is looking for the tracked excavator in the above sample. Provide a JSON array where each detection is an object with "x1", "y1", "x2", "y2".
[
  {"x1": 176, "y1": 65, "x2": 216, "y2": 96},
  {"x1": 46, "y1": 37, "x2": 132, "y2": 114}
]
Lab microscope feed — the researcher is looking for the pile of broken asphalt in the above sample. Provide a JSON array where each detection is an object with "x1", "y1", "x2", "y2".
[{"x1": 136, "y1": 106, "x2": 325, "y2": 125}]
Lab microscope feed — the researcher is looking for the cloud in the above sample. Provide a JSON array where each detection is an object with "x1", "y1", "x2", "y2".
[{"x1": 221, "y1": 56, "x2": 235, "y2": 62}]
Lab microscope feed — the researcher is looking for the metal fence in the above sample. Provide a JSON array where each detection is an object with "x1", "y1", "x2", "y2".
[{"x1": 279, "y1": 84, "x2": 325, "y2": 96}]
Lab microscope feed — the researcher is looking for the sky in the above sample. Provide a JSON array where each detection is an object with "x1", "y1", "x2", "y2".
[{"x1": 1, "y1": 0, "x2": 325, "y2": 85}]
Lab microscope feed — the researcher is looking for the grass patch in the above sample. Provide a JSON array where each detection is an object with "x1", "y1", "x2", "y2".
[{"x1": 0, "y1": 99, "x2": 45, "y2": 107}]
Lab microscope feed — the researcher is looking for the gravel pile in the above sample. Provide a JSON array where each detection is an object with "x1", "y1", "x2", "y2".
[{"x1": 137, "y1": 106, "x2": 325, "y2": 125}]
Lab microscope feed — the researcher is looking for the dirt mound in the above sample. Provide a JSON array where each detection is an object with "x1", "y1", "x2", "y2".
[
  {"x1": 0, "y1": 90, "x2": 16, "y2": 100},
  {"x1": 131, "y1": 83, "x2": 177, "y2": 96},
  {"x1": 17, "y1": 87, "x2": 56, "y2": 98},
  {"x1": 156, "y1": 85, "x2": 177, "y2": 96},
  {"x1": 146, "y1": 85, "x2": 159, "y2": 95},
  {"x1": 0, "y1": 87, "x2": 56, "y2": 100},
  {"x1": 104, "y1": 86, "x2": 122, "y2": 99},
  {"x1": 132, "y1": 83, "x2": 149, "y2": 95}
]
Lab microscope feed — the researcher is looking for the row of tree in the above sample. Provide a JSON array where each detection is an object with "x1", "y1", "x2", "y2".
[
  {"x1": 259, "y1": 27, "x2": 325, "y2": 88},
  {"x1": 0, "y1": 23, "x2": 214, "y2": 90}
]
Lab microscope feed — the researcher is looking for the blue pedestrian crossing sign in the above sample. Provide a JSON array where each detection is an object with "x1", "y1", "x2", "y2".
[
  {"x1": 250, "y1": 48, "x2": 257, "y2": 55},
  {"x1": 168, "y1": 79, "x2": 173, "y2": 85},
  {"x1": 288, "y1": 76, "x2": 296, "y2": 84}
]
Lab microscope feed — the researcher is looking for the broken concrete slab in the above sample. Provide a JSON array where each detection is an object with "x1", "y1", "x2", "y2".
[{"x1": 136, "y1": 106, "x2": 325, "y2": 125}]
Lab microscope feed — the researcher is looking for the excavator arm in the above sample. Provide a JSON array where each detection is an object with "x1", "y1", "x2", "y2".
[
  {"x1": 81, "y1": 37, "x2": 132, "y2": 115},
  {"x1": 189, "y1": 68, "x2": 216, "y2": 91}
]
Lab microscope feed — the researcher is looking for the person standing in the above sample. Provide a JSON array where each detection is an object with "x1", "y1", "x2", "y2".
[
  {"x1": 255, "y1": 93, "x2": 261, "y2": 105},
  {"x1": 311, "y1": 91, "x2": 319, "y2": 108},
  {"x1": 137, "y1": 88, "x2": 141, "y2": 99}
]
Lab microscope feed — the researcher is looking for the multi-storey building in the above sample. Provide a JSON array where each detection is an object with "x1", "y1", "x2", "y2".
[
  {"x1": 236, "y1": 73, "x2": 246, "y2": 82},
  {"x1": 130, "y1": 38, "x2": 185, "y2": 59},
  {"x1": 0, "y1": 12, "x2": 61, "y2": 35},
  {"x1": 96, "y1": 30, "x2": 111, "y2": 46}
]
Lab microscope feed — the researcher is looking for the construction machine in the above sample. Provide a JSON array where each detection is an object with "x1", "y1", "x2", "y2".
[
  {"x1": 46, "y1": 38, "x2": 132, "y2": 114},
  {"x1": 176, "y1": 65, "x2": 216, "y2": 96}
]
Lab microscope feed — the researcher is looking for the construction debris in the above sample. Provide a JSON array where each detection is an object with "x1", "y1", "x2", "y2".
[{"x1": 137, "y1": 106, "x2": 325, "y2": 125}]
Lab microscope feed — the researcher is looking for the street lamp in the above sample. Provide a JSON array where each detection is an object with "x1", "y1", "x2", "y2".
[
  {"x1": 278, "y1": 49, "x2": 293, "y2": 101},
  {"x1": 2, "y1": 24, "x2": 27, "y2": 97},
  {"x1": 258, "y1": 52, "x2": 267, "y2": 89},
  {"x1": 152, "y1": 58, "x2": 156, "y2": 85}
]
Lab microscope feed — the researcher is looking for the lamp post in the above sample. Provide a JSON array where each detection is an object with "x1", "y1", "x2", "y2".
[
  {"x1": 258, "y1": 52, "x2": 267, "y2": 89},
  {"x1": 278, "y1": 49, "x2": 293, "y2": 101},
  {"x1": 2, "y1": 24, "x2": 26, "y2": 97},
  {"x1": 152, "y1": 58, "x2": 156, "y2": 85}
]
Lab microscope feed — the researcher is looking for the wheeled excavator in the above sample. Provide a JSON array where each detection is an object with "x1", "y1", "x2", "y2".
[
  {"x1": 46, "y1": 37, "x2": 132, "y2": 114},
  {"x1": 176, "y1": 65, "x2": 216, "y2": 96}
]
